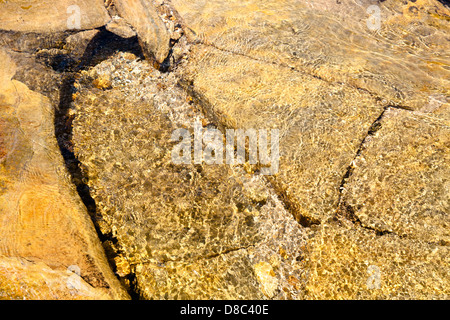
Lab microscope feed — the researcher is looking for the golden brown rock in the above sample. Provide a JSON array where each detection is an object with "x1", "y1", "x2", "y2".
[
  {"x1": 341, "y1": 108, "x2": 450, "y2": 244},
  {"x1": 0, "y1": 0, "x2": 111, "y2": 32},
  {"x1": 167, "y1": 0, "x2": 450, "y2": 299},
  {"x1": 0, "y1": 49, "x2": 129, "y2": 300},
  {"x1": 114, "y1": 0, "x2": 170, "y2": 63},
  {"x1": 72, "y1": 53, "x2": 308, "y2": 299},
  {"x1": 171, "y1": 0, "x2": 450, "y2": 111},
  {"x1": 181, "y1": 43, "x2": 385, "y2": 225},
  {"x1": 303, "y1": 219, "x2": 449, "y2": 299},
  {"x1": 1, "y1": 0, "x2": 448, "y2": 300}
]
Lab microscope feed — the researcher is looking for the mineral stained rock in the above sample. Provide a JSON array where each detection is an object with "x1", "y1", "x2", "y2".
[
  {"x1": 0, "y1": 49, "x2": 128, "y2": 300},
  {"x1": 166, "y1": 0, "x2": 449, "y2": 298},
  {"x1": 303, "y1": 219, "x2": 449, "y2": 299},
  {"x1": 341, "y1": 108, "x2": 450, "y2": 244},
  {"x1": 172, "y1": 0, "x2": 450, "y2": 111}
]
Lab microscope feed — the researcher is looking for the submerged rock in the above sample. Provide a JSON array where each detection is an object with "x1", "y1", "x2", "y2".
[
  {"x1": 72, "y1": 53, "x2": 308, "y2": 299},
  {"x1": 114, "y1": 0, "x2": 171, "y2": 63},
  {"x1": 0, "y1": 0, "x2": 449, "y2": 299}
]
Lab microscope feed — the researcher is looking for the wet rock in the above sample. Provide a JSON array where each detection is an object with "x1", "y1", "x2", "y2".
[
  {"x1": 1, "y1": 0, "x2": 448, "y2": 300},
  {"x1": 0, "y1": 49, "x2": 128, "y2": 300},
  {"x1": 303, "y1": 219, "x2": 449, "y2": 299},
  {"x1": 0, "y1": 257, "x2": 113, "y2": 299},
  {"x1": 169, "y1": 0, "x2": 450, "y2": 298},
  {"x1": 106, "y1": 16, "x2": 137, "y2": 39},
  {"x1": 64, "y1": 29, "x2": 100, "y2": 62},
  {"x1": 171, "y1": 0, "x2": 450, "y2": 111},
  {"x1": 180, "y1": 43, "x2": 385, "y2": 225}
]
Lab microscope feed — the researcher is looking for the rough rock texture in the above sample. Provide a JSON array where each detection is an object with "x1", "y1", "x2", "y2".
[
  {"x1": 172, "y1": 0, "x2": 450, "y2": 111},
  {"x1": 106, "y1": 16, "x2": 137, "y2": 39},
  {"x1": 114, "y1": 0, "x2": 171, "y2": 63},
  {"x1": 1, "y1": 0, "x2": 449, "y2": 300},
  {"x1": 0, "y1": 0, "x2": 111, "y2": 32},
  {"x1": 180, "y1": 43, "x2": 385, "y2": 225},
  {"x1": 72, "y1": 53, "x2": 309, "y2": 299},
  {"x1": 303, "y1": 219, "x2": 449, "y2": 299},
  {"x1": 341, "y1": 108, "x2": 449, "y2": 244},
  {"x1": 0, "y1": 49, "x2": 128, "y2": 299},
  {"x1": 166, "y1": 0, "x2": 449, "y2": 298}
]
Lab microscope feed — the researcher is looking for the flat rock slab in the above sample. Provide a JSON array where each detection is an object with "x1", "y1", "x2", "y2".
[
  {"x1": 172, "y1": 0, "x2": 450, "y2": 112},
  {"x1": 0, "y1": 0, "x2": 110, "y2": 33},
  {"x1": 72, "y1": 53, "x2": 308, "y2": 299},
  {"x1": 0, "y1": 49, "x2": 128, "y2": 299},
  {"x1": 168, "y1": 0, "x2": 450, "y2": 298},
  {"x1": 303, "y1": 219, "x2": 449, "y2": 299},
  {"x1": 181, "y1": 43, "x2": 385, "y2": 225},
  {"x1": 341, "y1": 108, "x2": 450, "y2": 244}
]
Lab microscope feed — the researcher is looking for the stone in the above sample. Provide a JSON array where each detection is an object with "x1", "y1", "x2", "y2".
[
  {"x1": 171, "y1": 0, "x2": 450, "y2": 111},
  {"x1": 105, "y1": 16, "x2": 137, "y2": 39},
  {"x1": 0, "y1": 256, "x2": 112, "y2": 299},
  {"x1": 180, "y1": 43, "x2": 385, "y2": 225},
  {"x1": 0, "y1": 0, "x2": 111, "y2": 33},
  {"x1": 64, "y1": 29, "x2": 100, "y2": 62},
  {"x1": 167, "y1": 0, "x2": 450, "y2": 298},
  {"x1": 341, "y1": 108, "x2": 450, "y2": 244},
  {"x1": 0, "y1": 49, "x2": 129, "y2": 300},
  {"x1": 114, "y1": 0, "x2": 170, "y2": 63},
  {"x1": 72, "y1": 52, "x2": 308, "y2": 299},
  {"x1": 254, "y1": 261, "x2": 279, "y2": 298},
  {"x1": 1, "y1": 0, "x2": 449, "y2": 300},
  {"x1": 302, "y1": 219, "x2": 449, "y2": 299}
]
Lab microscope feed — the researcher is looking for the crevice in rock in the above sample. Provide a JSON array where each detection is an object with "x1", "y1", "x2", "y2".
[
  {"x1": 201, "y1": 244, "x2": 255, "y2": 261},
  {"x1": 129, "y1": 245, "x2": 255, "y2": 269},
  {"x1": 179, "y1": 79, "x2": 321, "y2": 229},
  {"x1": 335, "y1": 107, "x2": 390, "y2": 234},
  {"x1": 334, "y1": 106, "x2": 450, "y2": 245},
  {"x1": 184, "y1": 38, "x2": 428, "y2": 116}
]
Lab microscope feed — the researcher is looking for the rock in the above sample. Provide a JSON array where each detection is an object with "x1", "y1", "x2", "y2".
[
  {"x1": 303, "y1": 219, "x2": 449, "y2": 299},
  {"x1": 254, "y1": 261, "x2": 279, "y2": 298},
  {"x1": 5, "y1": 50, "x2": 62, "y2": 104},
  {"x1": 180, "y1": 43, "x2": 385, "y2": 225},
  {"x1": 64, "y1": 29, "x2": 101, "y2": 62},
  {"x1": 114, "y1": 0, "x2": 170, "y2": 63},
  {"x1": 92, "y1": 73, "x2": 112, "y2": 90},
  {"x1": 168, "y1": 0, "x2": 450, "y2": 298},
  {"x1": 106, "y1": 16, "x2": 137, "y2": 39},
  {"x1": 0, "y1": 0, "x2": 111, "y2": 33},
  {"x1": 341, "y1": 108, "x2": 450, "y2": 244},
  {"x1": 171, "y1": 0, "x2": 450, "y2": 111},
  {"x1": 0, "y1": 257, "x2": 112, "y2": 299},
  {"x1": 1, "y1": 0, "x2": 448, "y2": 300},
  {"x1": 72, "y1": 52, "x2": 308, "y2": 299},
  {"x1": 0, "y1": 49, "x2": 129, "y2": 300}
]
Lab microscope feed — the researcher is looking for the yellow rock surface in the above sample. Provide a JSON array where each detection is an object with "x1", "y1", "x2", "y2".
[
  {"x1": 114, "y1": 0, "x2": 171, "y2": 63},
  {"x1": 0, "y1": 0, "x2": 110, "y2": 32},
  {"x1": 0, "y1": 49, "x2": 128, "y2": 300}
]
